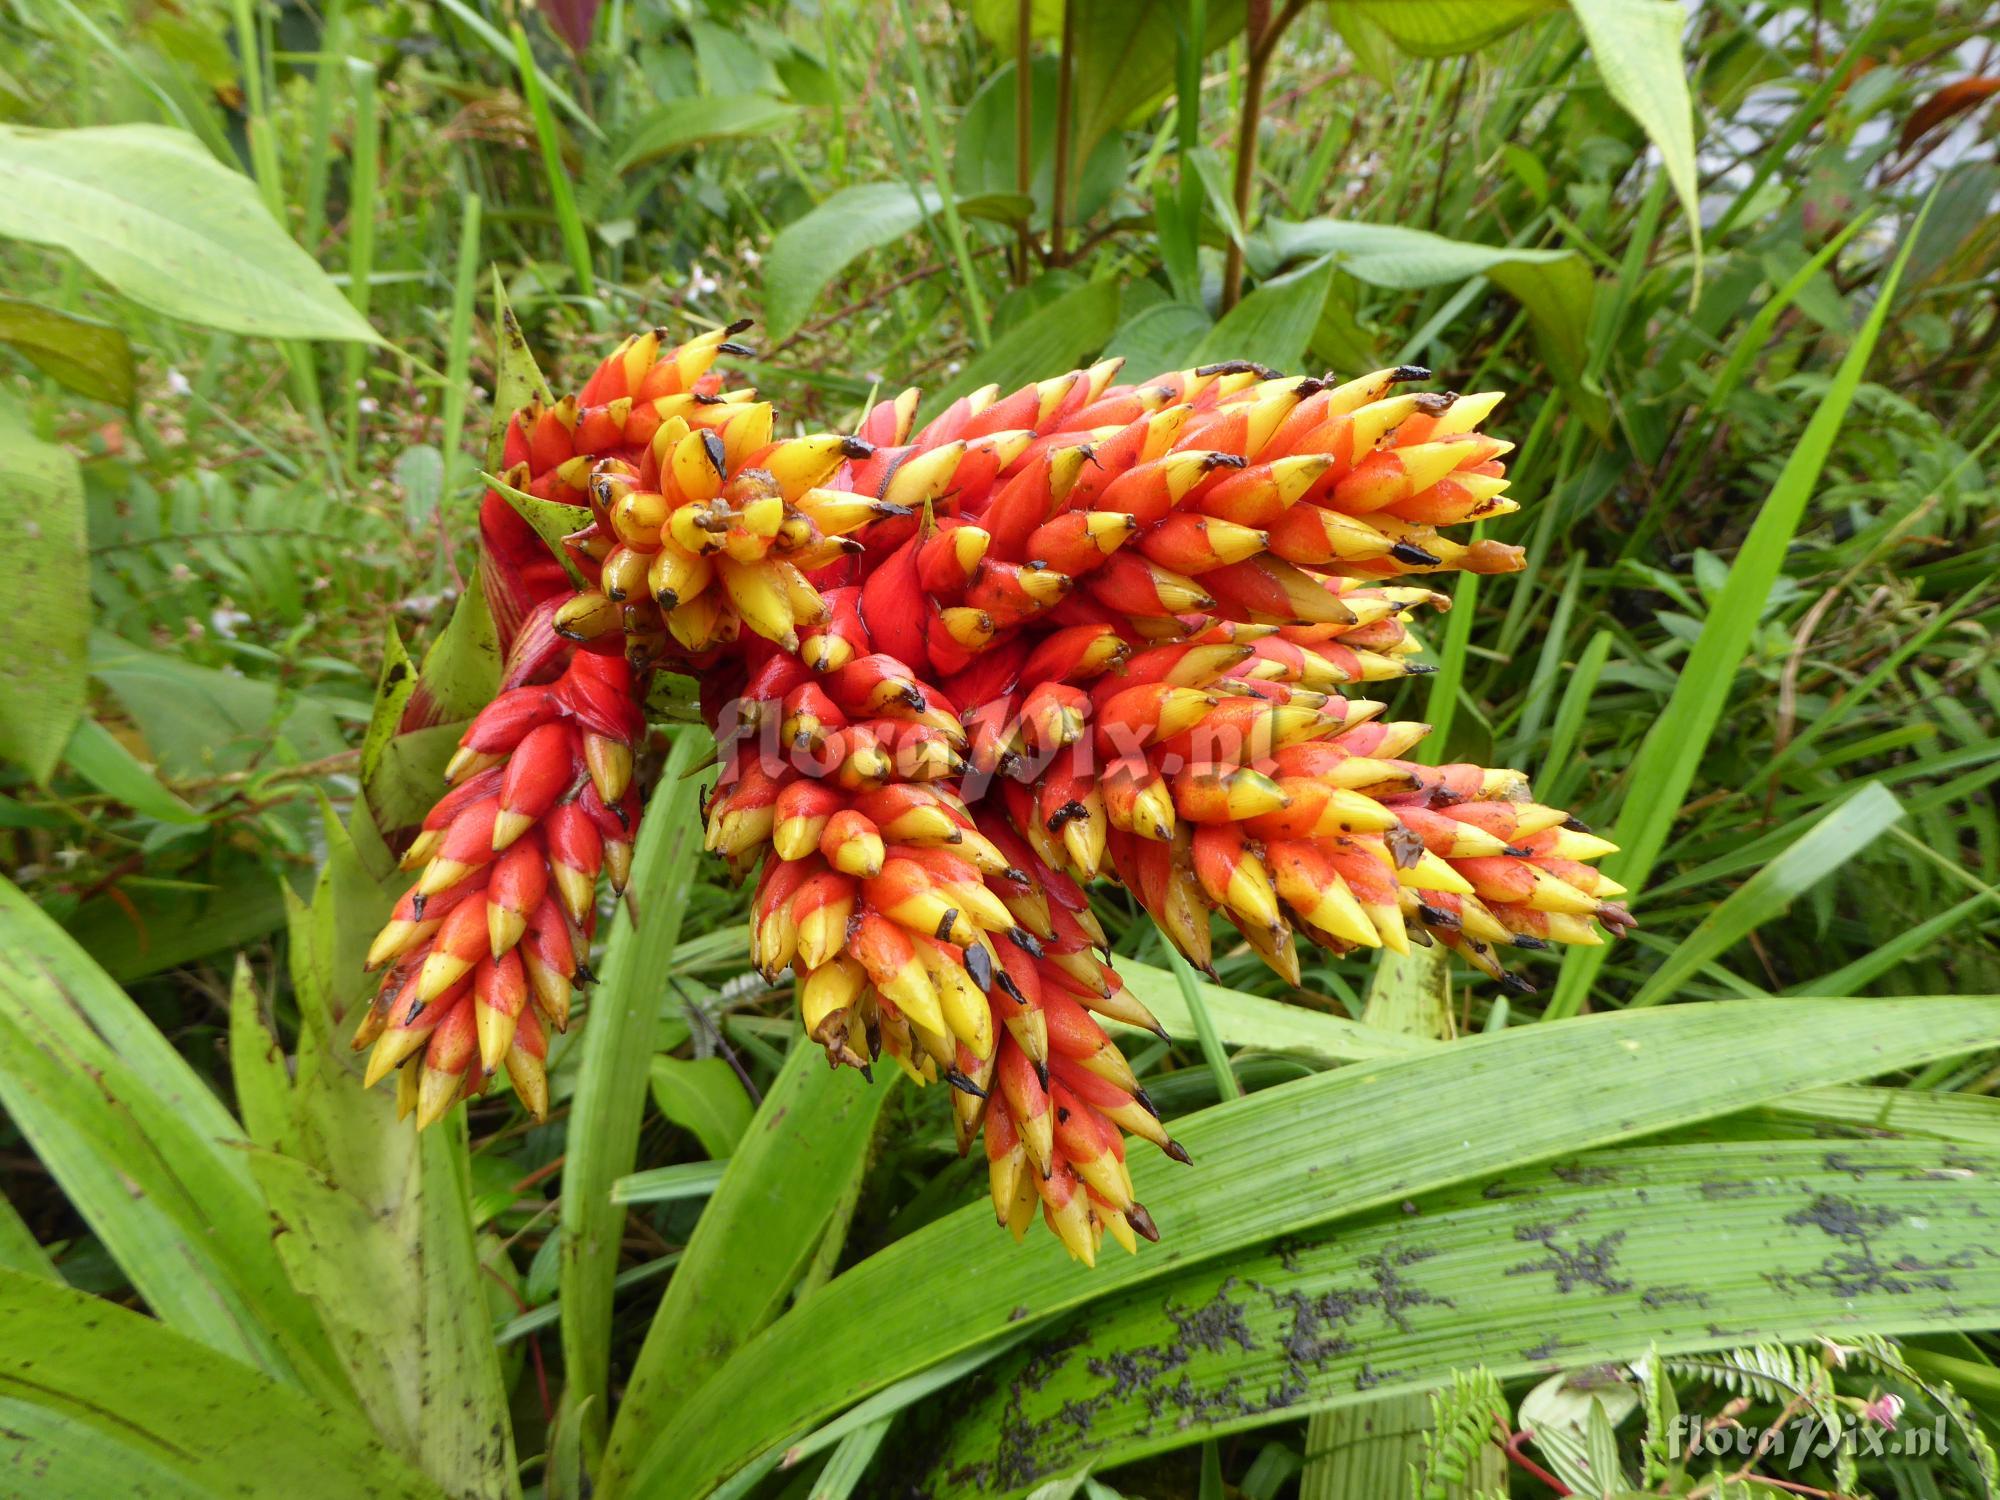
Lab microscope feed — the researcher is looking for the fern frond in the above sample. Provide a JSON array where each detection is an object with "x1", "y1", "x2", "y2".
[
  {"x1": 1837, "y1": 1333, "x2": 2000, "y2": 1492},
  {"x1": 1407, "y1": 1369, "x2": 1507, "y2": 1500}
]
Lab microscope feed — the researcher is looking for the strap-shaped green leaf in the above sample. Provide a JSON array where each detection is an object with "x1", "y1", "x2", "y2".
[
  {"x1": 919, "y1": 1137, "x2": 2000, "y2": 1493},
  {"x1": 559, "y1": 727, "x2": 716, "y2": 1456},
  {"x1": 615, "y1": 996, "x2": 2000, "y2": 1497},
  {"x1": 0, "y1": 877, "x2": 346, "y2": 1398},
  {"x1": 0, "y1": 1267, "x2": 444, "y2": 1499},
  {"x1": 599, "y1": 1045, "x2": 897, "y2": 1489}
]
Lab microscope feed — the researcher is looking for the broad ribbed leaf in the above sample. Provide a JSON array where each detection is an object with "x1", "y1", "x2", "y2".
[
  {"x1": 920, "y1": 1138, "x2": 2000, "y2": 1493},
  {"x1": 1570, "y1": 0, "x2": 1701, "y2": 243},
  {"x1": 1103, "y1": 302, "x2": 1213, "y2": 378},
  {"x1": 0, "y1": 1268, "x2": 443, "y2": 1499},
  {"x1": 1340, "y1": 0, "x2": 1560, "y2": 55},
  {"x1": 616, "y1": 997, "x2": 2000, "y2": 1497},
  {"x1": 1066, "y1": 2, "x2": 1246, "y2": 169},
  {"x1": 0, "y1": 124, "x2": 379, "y2": 341},
  {"x1": 615, "y1": 94, "x2": 798, "y2": 173},
  {"x1": 765, "y1": 183, "x2": 945, "y2": 342},
  {"x1": 1189, "y1": 258, "x2": 1336, "y2": 373}
]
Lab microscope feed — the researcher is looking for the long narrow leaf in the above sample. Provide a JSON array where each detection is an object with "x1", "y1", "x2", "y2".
[
  {"x1": 921, "y1": 1137, "x2": 2000, "y2": 1491},
  {"x1": 1115, "y1": 959, "x2": 1430, "y2": 1063},
  {"x1": 600, "y1": 1044, "x2": 897, "y2": 1489},
  {"x1": 1629, "y1": 782, "x2": 1905, "y2": 1005},
  {"x1": 615, "y1": 996, "x2": 2000, "y2": 1497},
  {"x1": 1548, "y1": 209, "x2": 1928, "y2": 1017},
  {"x1": 0, "y1": 878, "x2": 345, "y2": 1397},
  {"x1": 246, "y1": 800, "x2": 522, "y2": 1499},
  {"x1": 0, "y1": 1268, "x2": 444, "y2": 1499},
  {"x1": 558, "y1": 727, "x2": 714, "y2": 1453}
]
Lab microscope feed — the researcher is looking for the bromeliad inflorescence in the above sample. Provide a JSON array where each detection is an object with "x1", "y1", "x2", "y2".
[{"x1": 354, "y1": 325, "x2": 1635, "y2": 1265}]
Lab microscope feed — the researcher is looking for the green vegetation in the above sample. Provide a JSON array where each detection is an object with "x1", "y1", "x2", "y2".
[{"x1": 0, "y1": 0, "x2": 1996, "y2": 1495}]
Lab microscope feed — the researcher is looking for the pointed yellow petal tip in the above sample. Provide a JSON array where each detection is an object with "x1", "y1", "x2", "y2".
[
  {"x1": 416, "y1": 856, "x2": 474, "y2": 904},
  {"x1": 415, "y1": 1066, "x2": 462, "y2": 1130},
  {"x1": 364, "y1": 1028, "x2": 426, "y2": 1090}
]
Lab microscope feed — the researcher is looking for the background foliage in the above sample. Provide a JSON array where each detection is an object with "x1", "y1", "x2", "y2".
[{"x1": 0, "y1": 0, "x2": 1997, "y2": 1495}]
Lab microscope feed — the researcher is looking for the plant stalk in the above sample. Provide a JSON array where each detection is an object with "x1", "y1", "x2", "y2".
[
  {"x1": 1014, "y1": 0, "x2": 1034, "y2": 283},
  {"x1": 1050, "y1": 0, "x2": 1076, "y2": 265},
  {"x1": 1221, "y1": 0, "x2": 1308, "y2": 310}
]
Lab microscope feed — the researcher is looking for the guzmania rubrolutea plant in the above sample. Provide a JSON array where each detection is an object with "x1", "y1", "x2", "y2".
[{"x1": 356, "y1": 324, "x2": 1636, "y2": 1265}]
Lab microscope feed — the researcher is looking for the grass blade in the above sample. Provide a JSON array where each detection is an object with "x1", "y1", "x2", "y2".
[
  {"x1": 511, "y1": 22, "x2": 595, "y2": 303},
  {"x1": 1167, "y1": 943, "x2": 1240, "y2": 1099},
  {"x1": 608, "y1": 1159, "x2": 730, "y2": 1205},
  {"x1": 1628, "y1": 781, "x2": 1905, "y2": 1006},
  {"x1": 807, "y1": 1417, "x2": 893, "y2": 1500},
  {"x1": 1547, "y1": 205, "x2": 1930, "y2": 1018}
]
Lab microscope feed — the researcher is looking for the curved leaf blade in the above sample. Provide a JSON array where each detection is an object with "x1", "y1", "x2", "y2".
[
  {"x1": 0, "y1": 1268, "x2": 443, "y2": 1499},
  {"x1": 614, "y1": 94, "x2": 798, "y2": 174},
  {"x1": 616, "y1": 997, "x2": 2000, "y2": 1497},
  {"x1": 1341, "y1": 0, "x2": 1561, "y2": 56},
  {"x1": 1570, "y1": 0, "x2": 1701, "y2": 244},
  {"x1": 558, "y1": 728, "x2": 715, "y2": 1456},
  {"x1": 600, "y1": 1046, "x2": 897, "y2": 1489},
  {"x1": 0, "y1": 124, "x2": 380, "y2": 342},
  {"x1": 0, "y1": 294, "x2": 133, "y2": 404},
  {"x1": 922, "y1": 1138, "x2": 2000, "y2": 1492},
  {"x1": 764, "y1": 182, "x2": 944, "y2": 342}
]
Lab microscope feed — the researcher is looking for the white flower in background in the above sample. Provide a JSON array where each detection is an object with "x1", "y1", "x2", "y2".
[
  {"x1": 165, "y1": 368, "x2": 192, "y2": 397},
  {"x1": 688, "y1": 262, "x2": 721, "y2": 297}
]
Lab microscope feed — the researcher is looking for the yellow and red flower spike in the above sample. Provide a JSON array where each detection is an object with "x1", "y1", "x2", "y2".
[
  {"x1": 358, "y1": 329, "x2": 1640, "y2": 1267},
  {"x1": 358, "y1": 645, "x2": 643, "y2": 1121}
]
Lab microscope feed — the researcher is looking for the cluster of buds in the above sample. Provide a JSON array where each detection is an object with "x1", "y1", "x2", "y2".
[{"x1": 360, "y1": 324, "x2": 1634, "y2": 1265}]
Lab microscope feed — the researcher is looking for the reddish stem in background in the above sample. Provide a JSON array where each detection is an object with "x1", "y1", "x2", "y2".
[{"x1": 1502, "y1": 1427, "x2": 1572, "y2": 1493}]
